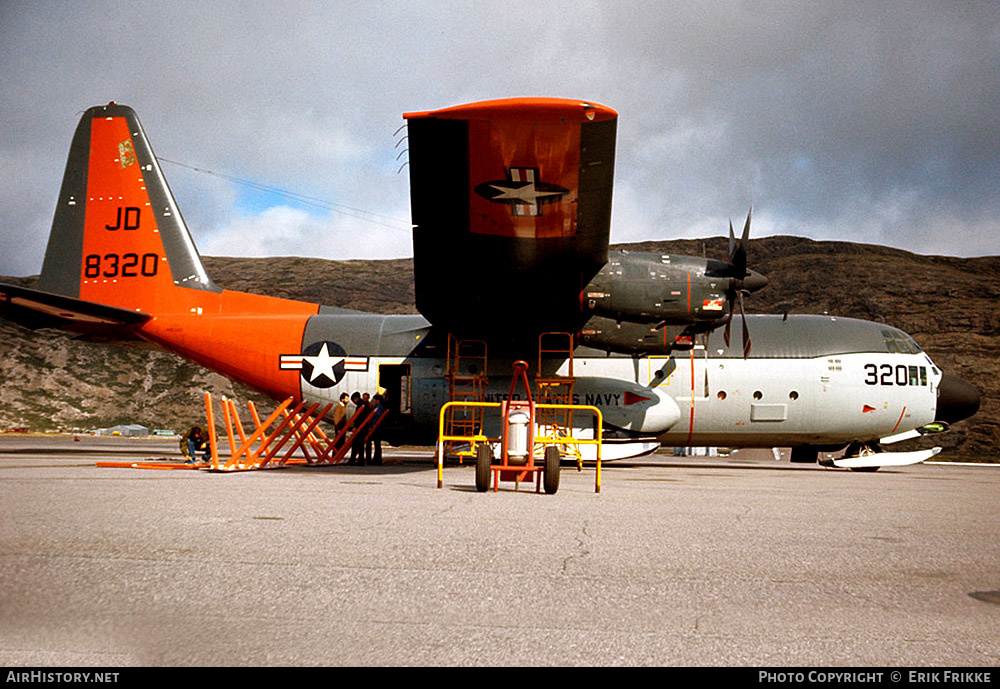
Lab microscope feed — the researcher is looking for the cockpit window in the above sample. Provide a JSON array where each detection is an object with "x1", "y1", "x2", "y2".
[{"x1": 881, "y1": 329, "x2": 922, "y2": 354}]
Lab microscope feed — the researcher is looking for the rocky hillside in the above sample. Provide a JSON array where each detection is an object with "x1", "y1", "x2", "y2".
[{"x1": 1, "y1": 236, "x2": 995, "y2": 457}]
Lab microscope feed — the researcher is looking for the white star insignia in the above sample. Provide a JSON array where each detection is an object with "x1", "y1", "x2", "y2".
[
  {"x1": 489, "y1": 181, "x2": 564, "y2": 205},
  {"x1": 302, "y1": 342, "x2": 340, "y2": 383}
]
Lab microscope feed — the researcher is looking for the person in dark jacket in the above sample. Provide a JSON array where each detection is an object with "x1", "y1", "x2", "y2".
[
  {"x1": 366, "y1": 394, "x2": 387, "y2": 465},
  {"x1": 349, "y1": 392, "x2": 370, "y2": 465}
]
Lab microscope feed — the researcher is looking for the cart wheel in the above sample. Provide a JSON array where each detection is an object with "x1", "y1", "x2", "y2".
[
  {"x1": 543, "y1": 446, "x2": 560, "y2": 495},
  {"x1": 475, "y1": 443, "x2": 492, "y2": 492}
]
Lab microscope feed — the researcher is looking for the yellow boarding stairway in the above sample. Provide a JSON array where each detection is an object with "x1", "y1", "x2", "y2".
[
  {"x1": 443, "y1": 334, "x2": 488, "y2": 461},
  {"x1": 534, "y1": 332, "x2": 581, "y2": 468}
]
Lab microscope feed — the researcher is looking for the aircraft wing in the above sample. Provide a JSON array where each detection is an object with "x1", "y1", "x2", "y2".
[
  {"x1": 404, "y1": 98, "x2": 617, "y2": 344},
  {"x1": 0, "y1": 281, "x2": 150, "y2": 342}
]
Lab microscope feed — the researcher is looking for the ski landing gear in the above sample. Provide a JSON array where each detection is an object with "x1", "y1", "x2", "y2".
[{"x1": 818, "y1": 440, "x2": 942, "y2": 471}]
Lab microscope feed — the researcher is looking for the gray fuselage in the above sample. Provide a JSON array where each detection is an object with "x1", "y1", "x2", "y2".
[{"x1": 292, "y1": 311, "x2": 942, "y2": 448}]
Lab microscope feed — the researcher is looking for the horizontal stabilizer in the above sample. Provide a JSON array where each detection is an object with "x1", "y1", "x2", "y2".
[
  {"x1": 0, "y1": 281, "x2": 149, "y2": 336},
  {"x1": 832, "y1": 447, "x2": 941, "y2": 469}
]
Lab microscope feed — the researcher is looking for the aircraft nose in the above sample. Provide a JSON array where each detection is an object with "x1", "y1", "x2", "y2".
[
  {"x1": 935, "y1": 373, "x2": 981, "y2": 424},
  {"x1": 742, "y1": 270, "x2": 768, "y2": 293}
]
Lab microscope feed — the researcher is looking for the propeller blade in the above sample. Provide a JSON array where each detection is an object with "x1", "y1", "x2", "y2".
[
  {"x1": 741, "y1": 207, "x2": 752, "y2": 249},
  {"x1": 728, "y1": 219, "x2": 736, "y2": 264},
  {"x1": 727, "y1": 209, "x2": 751, "y2": 278},
  {"x1": 739, "y1": 291, "x2": 751, "y2": 358},
  {"x1": 723, "y1": 299, "x2": 733, "y2": 347}
]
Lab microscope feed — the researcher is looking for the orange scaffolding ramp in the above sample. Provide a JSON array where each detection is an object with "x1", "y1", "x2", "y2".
[
  {"x1": 97, "y1": 393, "x2": 389, "y2": 472},
  {"x1": 205, "y1": 393, "x2": 389, "y2": 471}
]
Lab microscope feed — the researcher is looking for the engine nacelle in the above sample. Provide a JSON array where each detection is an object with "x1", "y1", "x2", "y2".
[
  {"x1": 579, "y1": 315, "x2": 693, "y2": 355},
  {"x1": 583, "y1": 251, "x2": 734, "y2": 326}
]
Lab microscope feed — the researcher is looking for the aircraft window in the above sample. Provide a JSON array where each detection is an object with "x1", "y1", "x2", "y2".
[
  {"x1": 717, "y1": 391, "x2": 727, "y2": 400},
  {"x1": 882, "y1": 331, "x2": 899, "y2": 353},
  {"x1": 753, "y1": 391, "x2": 763, "y2": 400},
  {"x1": 881, "y1": 329, "x2": 922, "y2": 354},
  {"x1": 789, "y1": 391, "x2": 799, "y2": 400},
  {"x1": 909, "y1": 366, "x2": 919, "y2": 386},
  {"x1": 920, "y1": 367, "x2": 927, "y2": 386}
]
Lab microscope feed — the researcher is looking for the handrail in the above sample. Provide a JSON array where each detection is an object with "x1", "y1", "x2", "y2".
[{"x1": 436, "y1": 400, "x2": 604, "y2": 493}]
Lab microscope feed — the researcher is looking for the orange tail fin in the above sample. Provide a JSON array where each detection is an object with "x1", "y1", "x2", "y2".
[{"x1": 37, "y1": 102, "x2": 219, "y2": 314}]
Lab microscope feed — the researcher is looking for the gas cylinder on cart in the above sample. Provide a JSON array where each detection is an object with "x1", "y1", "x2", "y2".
[{"x1": 505, "y1": 405, "x2": 532, "y2": 465}]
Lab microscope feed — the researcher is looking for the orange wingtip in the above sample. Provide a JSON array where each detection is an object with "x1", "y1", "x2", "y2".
[{"x1": 404, "y1": 97, "x2": 617, "y2": 122}]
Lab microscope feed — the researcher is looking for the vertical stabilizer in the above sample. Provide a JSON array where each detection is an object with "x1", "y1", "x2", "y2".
[{"x1": 37, "y1": 103, "x2": 219, "y2": 312}]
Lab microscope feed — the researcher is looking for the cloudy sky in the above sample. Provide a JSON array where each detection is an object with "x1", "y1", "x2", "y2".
[{"x1": 2, "y1": 1, "x2": 998, "y2": 277}]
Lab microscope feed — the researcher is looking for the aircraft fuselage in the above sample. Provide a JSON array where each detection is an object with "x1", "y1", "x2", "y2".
[{"x1": 271, "y1": 311, "x2": 946, "y2": 450}]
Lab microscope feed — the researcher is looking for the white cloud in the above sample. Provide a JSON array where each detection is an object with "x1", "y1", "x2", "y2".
[
  {"x1": 2, "y1": 0, "x2": 999, "y2": 278},
  {"x1": 198, "y1": 206, "x2": 412, "y2": 261}
]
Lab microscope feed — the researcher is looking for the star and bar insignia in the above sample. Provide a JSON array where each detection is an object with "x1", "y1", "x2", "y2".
[
  {"x1": 279, "y1": 341, "x2": 368, "y2": 389},
  {"x1": 474, "y1": 167, "x2": 569, "y2": 217}
]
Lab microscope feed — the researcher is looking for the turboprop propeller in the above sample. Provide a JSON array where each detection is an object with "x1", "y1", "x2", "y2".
[{"x1": 721, "y1": 208, "x2": 767, "y2": 357}]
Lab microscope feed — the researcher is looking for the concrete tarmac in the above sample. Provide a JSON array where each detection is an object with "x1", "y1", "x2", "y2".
[{"x1": 0, "y1": 436, "x2": 997, "y2": 666}]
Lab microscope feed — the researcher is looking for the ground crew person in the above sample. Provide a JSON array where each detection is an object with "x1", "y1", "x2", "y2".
[
  {"x1": 180, "y1": 426, "x2": 208, "y2": 463},
  {"x1": 333, "y1": 392, "x2": 350, "y2": 447}
]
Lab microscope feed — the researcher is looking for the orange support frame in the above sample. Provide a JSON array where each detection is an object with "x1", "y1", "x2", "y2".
[
  {"x1": 97, "y1": 393, "x2": 389, "y2": 472},
  {"x1": 203, "y1": 393, "x2": 389, "y2": 471}
]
